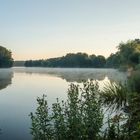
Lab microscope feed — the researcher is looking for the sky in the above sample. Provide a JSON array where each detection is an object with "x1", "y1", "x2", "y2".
[{"x1": 0, "y1": 0, "x2": 140, "y2": 60}]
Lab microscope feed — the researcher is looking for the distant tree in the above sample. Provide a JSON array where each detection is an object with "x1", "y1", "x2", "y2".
[
  {"x1": 0, "y1": 46, "x2": 13, "y2": 68},
  {"x1": 25, "y1": 60, "x2": 33, "y2": 67},
  {"x1": 24, "y1": 39, "x2": 140, "y2": 69},
  {"x1": 106, "y1": 53, "x2": 120, "y2": 68},
  {"x1": 25, "y1": 53, "x2": 106, "y2": 68},
  {"x1": 89, "y1": 55, "x2": 106, "y2": 68},
  {"x1": 117, "y1": 39, "x2": 140, "y2": 66},
  {"x1": 89, "y1": 54, "x2": 96, "y2": 67},
  {"x1": 96, "y1": 55, "x2": 106, "y2": 68},
  {"x1": 13, "y1": 61, "x2": 25, "y2": 67}
]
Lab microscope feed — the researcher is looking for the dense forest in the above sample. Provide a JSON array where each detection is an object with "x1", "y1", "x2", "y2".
[
  {"x1": 24, "y1": 39, "x2": 140, "y2": 69},
  {"x1": 0, "y1": 46, "x2": 13, "y2": 68}
]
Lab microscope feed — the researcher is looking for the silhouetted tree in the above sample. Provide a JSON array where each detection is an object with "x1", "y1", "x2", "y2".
[
  {"x1": 117, "y1": 39, "x2": 140, "y2": 66},
  {"x1": 25, "y1": 53, "x2": 106, "y2": 68},
  {"x1": 0, "y1": 46, "x2": 13, "y2": 68},
  {"x1": 106, "y1": 53, "x2": 120, "y2": 68}
]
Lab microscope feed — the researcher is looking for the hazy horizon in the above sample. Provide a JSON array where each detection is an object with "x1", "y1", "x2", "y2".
[{"x1": 0, "y1": 0, "x2": 140, "y2": 60}]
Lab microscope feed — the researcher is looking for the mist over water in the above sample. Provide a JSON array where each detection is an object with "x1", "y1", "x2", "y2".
[{"x1": 0, "y1": 67, "x2": 126, "y2": 140}]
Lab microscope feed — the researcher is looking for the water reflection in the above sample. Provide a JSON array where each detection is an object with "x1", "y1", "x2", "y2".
[
  {"x1": 13, "y1": 67, "x2": 127, "y2": 83},
  {"x1": 0, "y1": 67, "x2": 127, "y2": 140},
  {"x1": 0, "y1": 69, "x2": 13, "y2": 90}
]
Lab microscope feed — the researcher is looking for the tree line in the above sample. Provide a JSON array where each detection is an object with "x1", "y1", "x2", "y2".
[
  {"x1": 25, "y1": 53, "x2": 106, "y2": 68},
  {"x1": 1, "y1": 38, "x2": 140, "y2": 68},
  {"x1": 24, "y1": 39, "x2": 140, "y2": 68}
]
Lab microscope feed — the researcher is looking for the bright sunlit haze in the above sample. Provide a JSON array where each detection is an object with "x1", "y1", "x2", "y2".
[{"x1": 0, "y1": 0, "x2": 140, "y2": 60}]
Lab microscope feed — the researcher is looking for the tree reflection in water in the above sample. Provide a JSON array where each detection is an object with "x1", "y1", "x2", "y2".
[
  {"x1": 13, "y1": 67, "x2": 127, "y2": 83},
  {"x1": 0, "y1": 69, "x2": 13, "y2": 90}
]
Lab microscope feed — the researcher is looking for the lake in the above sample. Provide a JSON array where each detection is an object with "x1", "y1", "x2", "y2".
[{"x1": 0, "y1": 67, "x2": 126, "y2": 140}]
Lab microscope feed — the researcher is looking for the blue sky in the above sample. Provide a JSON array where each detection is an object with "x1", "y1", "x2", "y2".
[{"x1": 0, "y1": 0, "x2": 140, "y2": 60}]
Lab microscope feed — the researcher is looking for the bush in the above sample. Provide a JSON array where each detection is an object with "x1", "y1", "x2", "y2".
[
  {"x1": 135, "y1": 64, "x2": 140, "y2": 70},
  {"x1": 128, "y1": 70, "x2": 140, "y2": 93},
  {"x1": 30, "y1": 81, "x2": 103, "y2": 140},
  {"x1": 30, "y1": 80, "x2": 140, "y2": 140}
]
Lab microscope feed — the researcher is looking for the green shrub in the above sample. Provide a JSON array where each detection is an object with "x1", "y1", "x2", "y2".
[
  {"x1": 128, "y1": 70, "x2": 140, "y2": 92},
  {"x1": 103, "y1": 114, "x2": 127, "y2": 140},
  {"x1": 30, "y1": 95, "x2": 53, "y2": 140},
  {"x1": 30, "y1": 80, "x2": 140, "y2": 140},
  {"x1": 135, "y1": 64, "x2": 140, "y2": 70},
  {"x1": 30, "y1": 81, "x2": 103, "y2": 140}
]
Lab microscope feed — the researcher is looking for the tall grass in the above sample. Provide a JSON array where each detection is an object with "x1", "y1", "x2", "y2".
[{"x1": 100, "y1": 82, "x2": 128, "y2": 111}]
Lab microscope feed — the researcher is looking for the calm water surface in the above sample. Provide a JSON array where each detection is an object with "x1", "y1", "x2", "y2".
[{"x1": 0, "y1": 67, "x2": 126, "y2": 140}]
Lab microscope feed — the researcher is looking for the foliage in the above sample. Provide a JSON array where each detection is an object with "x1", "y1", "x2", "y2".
[
  {"x1": 106, "y1": 39, "x2": 140, "y2": 69},
  {"x1": 30, "y1": 79, "x2": 140, "y2": 140},
  {"x1": 0, "y1": 46, "x2": 13, "y2": 68},
  {"x1": 117, "y1": 39, "x2": 140, "y2": 67},
  {"x1": 100, "y1": 77, "x2": 140, "y2": 140},
  {"x1": 128, "y1": 70, "x2": 140, "y2": 93},
  {"x1": 135, "y1": 64, "x2": 140, "y2": 70},
  {"x1": 126, "y1": 93, "x2": 140, "y2": 137},
  {"x1": 106, "y1": 53, "x2": 120, "y2": 68},
  {"x1": 13, "y1": 61, "x2": 25, "y2": 66},
  {"x1": 24, "y1": 39, "x2": 140, "y2": 69},
  {"x1": 25, "y1": 52, "x2": 106, "y2": 68},
  {"x1": 30, "y1": 95, "x2": 53, "y2": 140},
  {"x1": 103, "y1": 114, "x2": 127, "y2": 140},
  {"x1": 30, "y1": 81, "x2": 103, "y2": 140},
  {"x1": 100, "y1": 82, "x2": 128, "y2": 111}
]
